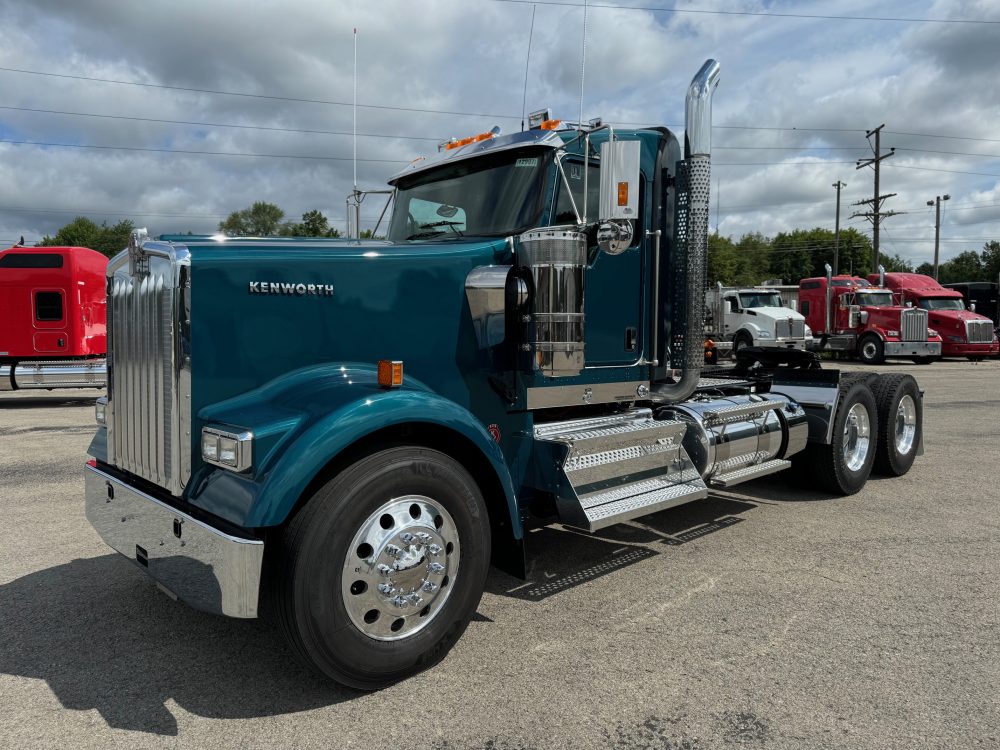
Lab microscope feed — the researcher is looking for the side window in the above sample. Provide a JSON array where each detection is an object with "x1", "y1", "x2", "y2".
[
  {"x1": 554, "y1": 160, "x2": 600, "y2": 224},
  {"x1": 407, "y1": 197, "x2": 467, "y2": 233},
  {"x1": 801, "y1": 301, "x2": 810, "y2": 316},
  {"x1": 35, "y1": 291, "x2": 64, "y2": 322}
]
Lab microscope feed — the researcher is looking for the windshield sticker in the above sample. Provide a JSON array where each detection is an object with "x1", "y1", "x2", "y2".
[{"x1": 515, "y1": 157, "x2": 538, "y2": 168}]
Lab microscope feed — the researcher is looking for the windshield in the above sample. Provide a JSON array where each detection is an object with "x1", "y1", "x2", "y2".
[
  {"x1": 388, "y1": 148, "x2": 548, "y2": 241},
  {"x1": 857, "y1": 291, "x2": 894, "y2": 307},
  {"x1": 738, "y1": 292, "x2": 783, "y2": 308},
  {"x1": 917, "y1": 298, "x2": 965, "y2": 311}
]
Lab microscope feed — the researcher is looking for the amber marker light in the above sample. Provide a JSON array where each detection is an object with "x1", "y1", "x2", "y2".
[
  {"x1": 617, "y1": 182, "x2": 629, "y2": 206},
  {"x1": 377, "y1": 360, "x2": 404, "y2": 388},
  {"x1": 539, "y1": 119, "x2": 562, "y2": 130}
]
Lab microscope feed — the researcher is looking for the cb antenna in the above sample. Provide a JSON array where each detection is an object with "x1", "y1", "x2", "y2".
[
  {"x1": 520, "y1": 4, "x2": 537, "y2": 132},
  {"x1": 578, "y1": 0, "x2": 588, "y2": 129},
  {"x1": 353, "y1": 27, "x2": 358, "y2": 193}
]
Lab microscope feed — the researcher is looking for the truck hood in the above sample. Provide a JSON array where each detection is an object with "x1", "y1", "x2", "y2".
[{"x1": 747, "y1": 307, "x2": 806, "y2": 323}]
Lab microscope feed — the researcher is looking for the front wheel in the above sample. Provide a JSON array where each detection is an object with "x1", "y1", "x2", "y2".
[
  {"x1": 268, "y1": 446, "x2": 491, "y2": 689},
  {"x1": 858, "y1": 334, "x2": 885, "y2": 365}
]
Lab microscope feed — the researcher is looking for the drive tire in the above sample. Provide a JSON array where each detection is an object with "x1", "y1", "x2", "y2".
[
  {"x1": 871, "y1": 374, "x2": 921, "y2": 477},
  {"x1": 857, "y1": 334, "x2": 885, "y2": 365},
  {"x1": 267, "y1": 446, "x2": 491, "y2": 690},
  {"x1": 795, "y1": 380, "x2": 878, "y2": 495}
]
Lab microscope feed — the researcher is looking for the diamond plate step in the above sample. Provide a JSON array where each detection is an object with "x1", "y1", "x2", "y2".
[
  {"x1": 710, "y1": 458, "x2": 791, "y2": 488},
  {"x1": 702, "y1": 399, "x2": 784, "y2": 424},
  {"x1": 581, "y1": 479, "x2": 708, "y2": 531}
]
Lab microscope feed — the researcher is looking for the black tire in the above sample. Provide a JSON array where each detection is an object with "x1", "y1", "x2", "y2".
[
  {"x1": 911, "y1": 357, "x2": 935, "y2": 365},
  {"x1": 857, "y1": 334, "x2": 885, "y2": 365},
  {"x1": 795, "y1": 380, "x2": 878, "y2": 495},
  {"x1": 871, "y1": 374, "x2": 921, "y2": 477},
  {"x1": 267, "y1": 446, "x2": 491, "y2": 689},
  {"x1": 733, "y1": 331, "x2": 753, "y2": 353}
]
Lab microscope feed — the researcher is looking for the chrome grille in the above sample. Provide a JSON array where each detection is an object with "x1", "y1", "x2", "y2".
[
  {"x1": 774, "y1": 318, "x2": 805, "y2": 339},
  {"x1": 900, "y1": 308, "x2": 928, "y2": 341},
  {"x1": 966, "y1": 319, "x2": 993, "y2": 344},
  {"x1": 106, "y1": 236, "x2": 191, "y2": 496}
]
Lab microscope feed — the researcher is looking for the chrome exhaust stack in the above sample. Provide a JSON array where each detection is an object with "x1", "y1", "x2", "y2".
[
  {"x1": 878, "y1": 264, "x2": 885, "y2": 289},
  {"x1": 654, "y1": 58, "x2": 721, "y2": 402},
  {"x1": 825, "y1": 263, "x2": 833, "y2": 334}
]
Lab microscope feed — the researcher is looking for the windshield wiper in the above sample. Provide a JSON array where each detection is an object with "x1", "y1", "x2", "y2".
[{"x1": 414, "y1": 220, "x2": 465, "y2": 237}]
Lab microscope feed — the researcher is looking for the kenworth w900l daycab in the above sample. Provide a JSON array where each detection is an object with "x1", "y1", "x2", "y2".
[
  {"x1": 84, "y1": 61, "x2": 927, "y2": 689},
  {"x1": 799, "y1": 266, "x2": 942, "y2": 365}
]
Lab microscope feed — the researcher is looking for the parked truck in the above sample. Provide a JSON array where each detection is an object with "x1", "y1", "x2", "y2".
[
  {"x1": 84, "y1": 61, "x2": 928, "y2": 689},
  {"x1": 943, "y1": 281, "x2": 998, "y2": 332},
  {"x1": 704, "y1": 282, "x2": 812, "y2": 357},
  {"x1": 874, "y1": 272, "x2": 999, "y2": 360},
  {"x1": 0, "y1": 245, "x2": 107, "y2": 390},
  {"x1": 799, "y1": 266, "x2": 942, "y2": 365}
]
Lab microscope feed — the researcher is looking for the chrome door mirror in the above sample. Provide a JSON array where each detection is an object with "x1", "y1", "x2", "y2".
[{"x1": 598, "y1": 140, "x2": 640, "y2": 222}]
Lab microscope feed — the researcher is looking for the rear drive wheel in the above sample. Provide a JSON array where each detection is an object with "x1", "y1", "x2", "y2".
[
  {"x1": 268, "y1": 446, "x2": 491, "y2": 689},
  {"x1": 796, "y1": 380, "x2": 878, "y2": 495},
  {"x1": 871, "y1": 374, "x2": 921, "y2": 477},
  {"x1": 858, "y1": 334, "x2": 885, "y2": 365}
]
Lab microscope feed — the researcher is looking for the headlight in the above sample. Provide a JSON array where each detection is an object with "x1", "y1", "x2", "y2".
[
  {"x1": 946, "y1": 335, "x2": 964, "y2": 343},
  {"x1": 757, "y1": 331, "x2": 772, "y2": 339},
  {"x1": 95, "y1": 396, "x2": 107, "y2": 426},
  {"x1": 201, "y1": 426, "x2": 253, "y2": 472},
  {"x1": 804, "y1": 326, "x2": 813, "y2": 337}
]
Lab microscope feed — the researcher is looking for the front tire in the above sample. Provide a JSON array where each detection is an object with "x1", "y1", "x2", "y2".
[
  {"x1": 268, "y1": 446, "x2": 491, "y2": 689},
  {"x1": 733, "y1": 331, "x2": 753, "y2": 354},
  {"x1": 858, "y1": 334, "x2": 885, "y2": 365},
  {"x1": 871, "y1": 374, "x2": 921, "y2": 477}
]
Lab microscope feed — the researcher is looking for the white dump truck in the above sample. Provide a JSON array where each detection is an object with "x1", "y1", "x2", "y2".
[{"x1": 705, "y1": 283, "x2": 812, "y2": 356}]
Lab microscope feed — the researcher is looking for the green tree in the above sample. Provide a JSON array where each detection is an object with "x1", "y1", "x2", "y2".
[
  {"x1": 915, "y1": 262, "x2": 934, "y2": 276},
  {"x1": 879, "y1": 253, "x2": 913, "y2": 273},
  {"x1": 39, "y1": 216, "x2": 135, "y2": 258},
  {"x1": 937, "y1": 250, "x2": 984, "y2": 284},
  {"x1": 707, "y1": 233, "x2": 739, "y2": 286},
  {"x1": 218, "y1": 201, "x2": 285, "y2": 236},
  {"x1": 732, "y1": 232, "x2": 771, "y2": 285},
  {"x1": 979, "y1": 240, "x2": 1000, "y2": 281}
]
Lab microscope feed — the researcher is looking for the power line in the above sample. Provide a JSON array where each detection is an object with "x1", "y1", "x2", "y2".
[
  {"x1": 487, "y1": 0, "x2": 1000, "y2": 24},
  {"x1": 0, "y1": 105, "x2": 443, "y2": 142},
  {"x1": 0, "y1": 66, "x2": 521, "y2": 121},
  {"x1": 0, "y1": 138, "x2": 406, "y2": 163}
]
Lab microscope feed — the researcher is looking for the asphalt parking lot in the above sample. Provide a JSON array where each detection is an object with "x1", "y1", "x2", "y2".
[{"x1": 1, "y1": 358, "x2": 998, "y2": 749}]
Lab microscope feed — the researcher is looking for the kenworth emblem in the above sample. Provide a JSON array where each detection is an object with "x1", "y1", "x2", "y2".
[{"x1": 249, "y1": 281, "x2": 335, "y2": 297}]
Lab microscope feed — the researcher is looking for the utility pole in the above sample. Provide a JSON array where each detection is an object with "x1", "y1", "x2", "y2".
[
  {"x1": 851, "y1": 124, "x2": 899, "y2": 271},
  {"x1": 927, "y1": 194, "x2": 950, "y2": 280},
  {"x1": 832, "y1": 180, "x2": 846, "y2": 275}
]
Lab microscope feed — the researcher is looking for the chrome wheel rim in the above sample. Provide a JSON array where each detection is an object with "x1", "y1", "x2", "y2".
[
  {"x1": 341, "y1": 495, "x2": 459, "y2": 641},
  {"x1": 843, "y1": 402, "x2": 871, "y2": 472},
  {"x1": 894, "y1": 394, "x2": 917, "y2": 455},
  {"x1": 862, "y1": 341, "x2": 878, "y2": 360}
]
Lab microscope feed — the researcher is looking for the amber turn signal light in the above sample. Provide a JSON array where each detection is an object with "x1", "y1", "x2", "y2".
[
  {"x1": 377, "y1": 360, "x2": 403, "y2": 388},
  {"x1": 617, "y1": 181, "x2": 629, "y2": 206}
]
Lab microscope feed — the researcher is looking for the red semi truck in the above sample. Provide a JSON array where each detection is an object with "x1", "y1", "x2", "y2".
[
  {"x1": 0, "y1": 245, "x2": 108, "y2": 390},
  {"x1": 872, "y1": 272, "x2": 999, "y2": 360},
  {"x1": 799, "y1": 265, "x2": 942, "y2": 365}
]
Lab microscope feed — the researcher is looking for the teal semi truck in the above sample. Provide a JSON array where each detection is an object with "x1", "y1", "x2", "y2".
[{"x1": 84, "y1": 60, "x2": 925, "y2": 688}]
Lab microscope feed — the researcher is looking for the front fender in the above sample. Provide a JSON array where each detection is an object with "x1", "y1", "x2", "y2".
[{"x1": 188, "y1": 363, "x2": 519, "y2": 535}]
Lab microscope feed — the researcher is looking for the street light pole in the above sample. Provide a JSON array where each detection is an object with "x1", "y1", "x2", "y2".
[
  {"x1": 927, "y1": 194, "x2": 951, "y2": 280},
  {"x1": 832, "y1": 180, "x2": 846, "y2": 275}
]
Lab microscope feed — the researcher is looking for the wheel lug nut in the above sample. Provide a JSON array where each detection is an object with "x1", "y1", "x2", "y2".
[
  {"x1": 391, "y1": 595, "x2": 409, "y2": 608},
  {"x1": 427, "y1": 544, "x2": 442, "y2": 556},
  {"x1": 400, "y1": 532, "x2": 414, "y2": 543},
  {"x1": 421, "y1": 581, "x2": 437, "y2": 593},
  {"x1": 377, "y1": 564, "x2": 392, "y2": 576},
  {"x1": 385, "y1": 544, "x2": 402, "y2": 557},
  {"x1": 416, "y1": 532, "x2": 431, "y2": 542},
  {"x1": 378, "y1": 583, "x2": 394, "y2": 595},
  {"x1": 427, "y1": 562, "x2": 445, "y2": 574},
  {"x1": 407, "y1": 593, "x2": 423, "y2": 606}
]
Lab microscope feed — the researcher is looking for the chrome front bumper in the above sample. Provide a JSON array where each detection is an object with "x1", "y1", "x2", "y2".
[
  {"x1": 884, "y1": 341, "x2": 941, "y2": 357},
  {"x1": 84, "y1": 463, "x2": 264, "y2": 618}
]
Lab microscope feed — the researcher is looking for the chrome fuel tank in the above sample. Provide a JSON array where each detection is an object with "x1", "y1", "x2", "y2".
[{"x1": 660, "y1": 394, "x2": 808, "y2": 482}]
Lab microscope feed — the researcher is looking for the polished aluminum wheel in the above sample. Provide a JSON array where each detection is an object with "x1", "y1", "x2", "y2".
[
  {"x1": 341, "y1": 495, "x2": 459, "y2": 641},
  {"x1": 861, "y1": 340, "x2": 879, "y2": 361},
  {"x1": 894, "y1": 394, "x2": 917, "y2": 455},
  {"x1": 842, "y1": 402, "x2": 871, "y2": 472}
]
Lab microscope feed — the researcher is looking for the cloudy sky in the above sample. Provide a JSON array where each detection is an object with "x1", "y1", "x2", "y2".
[{"x1": 0, "y1": 0, "x2": 997, "y2": 267}]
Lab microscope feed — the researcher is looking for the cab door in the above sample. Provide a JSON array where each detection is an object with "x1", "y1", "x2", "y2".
[{"x1": 552, "y1": 157, "x2": 644, "y2": 367}]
